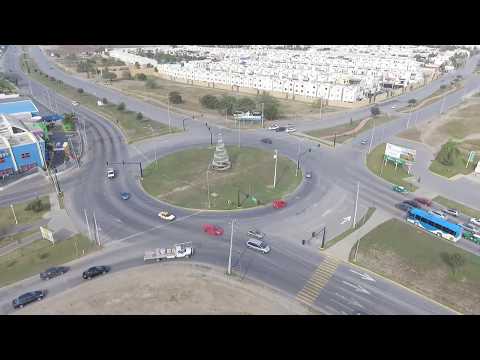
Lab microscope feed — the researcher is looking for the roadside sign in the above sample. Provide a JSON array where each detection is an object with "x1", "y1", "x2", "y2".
[
  {"x1": 466, "y1": 151, "x2": 476, "y2": 168},
  {"x1": 40, "y1": 226, "x2": 55, "y2": 245}
]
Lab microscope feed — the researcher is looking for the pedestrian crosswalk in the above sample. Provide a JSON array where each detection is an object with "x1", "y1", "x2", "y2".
[{"x1": 296, "y1": 256, "x2": 341, "y2": 305}]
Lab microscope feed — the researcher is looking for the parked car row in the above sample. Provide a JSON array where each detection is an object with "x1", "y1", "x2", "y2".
[{"x1": 12, "y1": 265, "x2": 111, "y2": 310}]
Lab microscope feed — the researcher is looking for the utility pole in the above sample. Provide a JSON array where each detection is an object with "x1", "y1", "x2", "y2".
[
  {"x1": 10, "y1": 204, "x2": 18, "y2": 225},
  {"x1": 368, "y1": 117, "x2": 376, "y2": 154},
  {"x1": 168, "y1": 98, "x2": 171, "y2": 132},
  {"x1": 238, "y1": 119, "x2": 241, "y2": 148},
  {"x1": 261, "y1": 102, "x2": 264, "y2": 128},
  {"x1": 440, "y1": 95, "x2": 446, "y2": 115},
  {"x1": 352, "y1": 182, "x2": 360, "y2": 229},
  {"x1": 93, "y1": 211, "x2": 100, "y2": 246},
  {"x1": 406, "y1": 111, "x2": 412, "y2": 129},
  {"x1": 84, "y1": 209, "x2": 92, "y2": 242},
  {"x1": 273, "y1": 149, "x2": 278, "y2": 189},
  {"x1": 227, "y1": 219, "x2": 235, "y2": 275},
  {"x1": 206, "y1": 170, "x2": 211, "y2": 209},
  {"x1": 320, "y1": 226, "x2": 326, "y2": 249}
]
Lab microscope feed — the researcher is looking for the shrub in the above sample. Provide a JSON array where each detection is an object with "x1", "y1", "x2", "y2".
[
  {"x1": 135, "y1": 73, "x2": 147, "y2": 81},
  {"x1": 145, "y1": 78, "x2": 158, "y2": 89},
  {"x1": 77, "y1": 88, "x2": 84, "y2": 94},
  {"x1": 136, "y1": 112, "x2": 143, "y2": 120},
  {"x1": 25, "y1": 198, "x2": 49, "y2": 213},
  {"x1": 200, "y1": 94, "x2": 219, "y2": 109},
  {"x1": 168, "y1": 91, "x2": 182, "y2": 104},
  {"x1": 436, "y1": 141, "x2": 460, "y2": 166},
  {"x1": 102, "y1": 97, "x2": 108, "y2": 104},
  {"x1": 117, "y1": 102, "x2": 126, "y2": 111}
]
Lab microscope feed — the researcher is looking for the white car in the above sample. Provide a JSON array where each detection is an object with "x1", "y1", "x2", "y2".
[
  {"x1": 286, "y1": 127, "x2": 296, "y2": 133},
  {"x1": 106, "y1": 168, "x2": 115, "y2": 179},
  {"x1": 391, "y1": 105, "x2": 396, "y2": 109},
  {"x1": 72, "y1": 101, "x2": 79, "y2": 106},
  {"x1": 470, "y1": 218, "x2": 480, "y2": 227},
  {"x1": 158, "y1": 211, "x2": 176, "y2": 221},
  {"x1": 268, "y1": 123, "x2": 280, "y2": 131},
  {"x1": 246, "y1": 239, "x2": 270, "y2": 254}
]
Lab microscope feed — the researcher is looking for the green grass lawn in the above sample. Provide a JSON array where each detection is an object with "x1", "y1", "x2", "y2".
[
  {"x1": 306, "y1": 115, "x2": 394, "y2": 143},
  {"x1": 0, "y1": 234, "x2": 98, "y2": 288},
  {"x1": 21, "y1": 54, "x2": 176, "y2": 143},
  {"x1": 429, "y1": 140, "x2": 479, "y2": 178},
  {"x1": 141, "y1": 146, "x2": 302, "y2": 210},
  {"x1": 366, "y1": 143, "x2": 417, "y2": 191},
  {"x1": 0, "y1": 196, "x2": 50, "y2": 229},
  {"x1": 0, "y1": 229, "x2": 40, "y2": 249},
  {"x1": 433, "y1": 196, "x2": 480, "y2": 219},
  {"x1": 397, "y1": 127, "x2": 422, "y2": 142},
  {"x1": 324, "y1": 207, "x2": 376, "y2": 249},
  {"x1": 353, "y1": 218, "x2": 480, "y2": 314}
]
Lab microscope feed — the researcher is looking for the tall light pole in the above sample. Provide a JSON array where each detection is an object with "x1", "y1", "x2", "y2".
[
  {"x1": 352, "y1": 182, "x2": 360, "y2": 229},
  {"x1": 84, "y1": 209, "x2": 92, "y2": 242},
  {"x1": 273, "y1": 149, "x2": 278, "y2": 189},
  {"x1": 93, "y1": 210, "x2": 100, "y2": 246},
  {"x1": 205, "y1": 122, "x2": 213, "y2": 146},
  {"x1": 227, "y1": 219, "x2": 235, "y2": 275},
  {"x1": 406, "y1": 110, "x2": 412, "y2": 129},
  {"x1": 261, "y1": 102, "x2": 264, "y2": 128},
  {"x1": 440, "y1": 94, "x2": 446, "y2": 115},
  {"x1": 168, "y1": 97, "x2": 171, "y2": 132},
  {"x1": 206, "y1": 169, "x2": 211, "y2": 209},
  {"x1": 368, "y1": 117, "x2": 376, "y2": 154}
]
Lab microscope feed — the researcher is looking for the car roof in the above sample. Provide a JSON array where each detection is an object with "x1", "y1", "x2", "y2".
[{"x1": 248, "y1": 239, "x2": 263, "y2": 246}]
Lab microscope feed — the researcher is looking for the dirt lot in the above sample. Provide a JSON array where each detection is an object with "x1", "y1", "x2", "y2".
[{"x1": 16, "y1": 263, "x2": 315, "y2": 315}]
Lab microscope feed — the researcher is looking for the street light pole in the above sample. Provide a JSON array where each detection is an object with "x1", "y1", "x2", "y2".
[
  {"x1": 261, "y1": 102, "x2": 264, "y2": 128},
  {"x1": 93, "y1": 210, "x2": 100, "y2": 246},
  {"x1": 273, "y1": 149, "x2": 278, "y2": 189},
  {"x1": 206, "y1": 169, "x2": 211, "y2": 209},
  {"x1": 352, "y1": 182, "x2": 360, "y2": 229},
  {"x1": 368, "y1": 117, "x2": 376, "y2": 154},
  {"x1": 84, "y1": 209, "x2": 92, "y2": 242},
  {"x1": 227, "y1": 219, "x2": 235, "y2": 275},
  {"x1": 168, "y1": 98, "x2": 171, "y2": 132}
]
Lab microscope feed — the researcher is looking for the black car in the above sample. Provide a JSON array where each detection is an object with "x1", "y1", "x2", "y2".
[
  {"x1": 261, "y1": 138, "x2": 273, "y2": 144},
  {"x1": 403, "y1": 200, "x2": 421, "y2": 209},
  {"x1": 395, "y1": 203, "x2": 412, "y2": 212},
  {"x1": 40, "y1": 266, "x2": 69, "y2": 280},
  {"x1": 12, "y1": 290, "x2": 46, "y2": 309},
  {"x1": 275, "y1": 126, "x2": 287, "y2": 132},
  {"x1": 82, "y1": 266, "x2": 110, "y2": 280}
]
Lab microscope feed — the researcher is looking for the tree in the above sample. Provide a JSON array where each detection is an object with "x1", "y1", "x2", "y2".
[
  {"x1": 102, "y1": 70, "x2": 117, "y2": 80},
  {"x1": 135, "y1": 73, "x2": 147, "y2": 81},
  {"x1": 408, "y1": 98, "x2": 417, "y2": 107},
  {"x1": 77, "y1": 88, "x2": 84, "y2": 94},
  {"x1": 237, "y1": 97, "x2": 256, "y2": 112},
  {"x1": 169, "y1": 91, "x2": 183, "y2": 104},
  {"x1": 436, "y1": 141, "x2": 460, "y2": 166},
  {"x1": 257, "y1": 94, "x2": 280, "y2": 120},
  {"x1": 440, "y1": 84, "x2": 447, "y2": 90},
  {"x1": 218, "y1": 95, "x2": 237, "y2": 115},
  {"x1": 200, "y1": 94, "x2": 220, "y2": 109},
  {"x1": 102, "y1": 97, "x2": 108, "y2": 104},
  {"x1": 134, "y1": 62, "x2": 141, "y2": 69},
  {"x1": 136, "y1": 112, "x2": 143, "y2": 120},
  {"x1": 117, "y1": 102, "x2": 126, "y2": 111},
  {"x1": 370, "y1": 105, "x2": 380, "y2": 117}
]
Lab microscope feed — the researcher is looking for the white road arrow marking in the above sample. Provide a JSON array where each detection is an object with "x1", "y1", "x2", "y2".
[
  {"x1": 349, "y1": 269, "x2": 376, "y2": 282},
  {"x1": 342, "y1": 280, "x2": 370, "y2": 295},
  {"x1": 340, "y1": 216, "x2": 351, "y2": 225}
]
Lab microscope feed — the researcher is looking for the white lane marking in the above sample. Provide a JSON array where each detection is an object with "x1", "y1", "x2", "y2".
[
  {"x1": 341, "y1": 280, "x2": 370, "y2": 295},
  {"x1": 340, "y1": 216, "x2": 351, "y2": 225},
  {"x1": 113, "y1": 218, "x2": 123, "y2": 224},
  {"x1": 321, "y1": 209, "x2": 332, "y2": 217},
  {"x1": 335, "y1": 292, "x2": 365, "y2": 309},
  {"x1": 349, "y1": 269, "x2": 376, "y2": 282},
  {"x1": 115, "y1": 210, "x2": 204, "y2": 243}
]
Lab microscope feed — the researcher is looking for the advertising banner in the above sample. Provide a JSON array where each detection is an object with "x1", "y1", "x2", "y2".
[
  {"x1": 40, "y1": 226, "x2": 55, "y2": 245},
  {"x1": 385, "y1": 143, "x2": 416, "y2": 163}
]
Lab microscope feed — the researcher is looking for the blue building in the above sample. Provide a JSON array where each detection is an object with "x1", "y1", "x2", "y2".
[
  {"x1": 0, "y1": 114, "x2": 46, "y2": 177},
  {"x1": 0, "y1": 99, "x2": 40, "y2": 117}
]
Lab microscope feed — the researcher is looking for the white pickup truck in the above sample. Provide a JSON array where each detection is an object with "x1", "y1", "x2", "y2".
[
  {"x1": 144, "y1": 242, "x2": 193, "y2": 262},
  {"x1": 106, "y1": 168, "x2": 115, "y2": 179}
]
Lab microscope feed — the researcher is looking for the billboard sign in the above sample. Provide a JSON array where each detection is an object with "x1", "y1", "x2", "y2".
[
  {"x1": 385, "y1": 143, "x2": 416, "y2": 163},
  {"x1": 40, "y1": 226, "x2": 55, "y2": 245}
]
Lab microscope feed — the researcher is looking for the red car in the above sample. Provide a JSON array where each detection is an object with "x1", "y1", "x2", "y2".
[
  {"x1": 273, "y1": 199, "x2": 287, "y2": 209},
  {"x1": 202, "y1": 224, "x2": 224, "y2": 236},
  {"x1": 414, "y1": 197, "x2": 432, "y2": 207}
]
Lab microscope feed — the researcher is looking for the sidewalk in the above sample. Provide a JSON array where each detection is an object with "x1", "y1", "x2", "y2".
[{"x1": 324, "y1": 209, "x2": 391, "y2": 261}]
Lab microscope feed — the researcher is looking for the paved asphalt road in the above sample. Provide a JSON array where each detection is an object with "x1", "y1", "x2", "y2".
[{"x1": 2, "y1": 45, "x2": 477, "y2": 315}]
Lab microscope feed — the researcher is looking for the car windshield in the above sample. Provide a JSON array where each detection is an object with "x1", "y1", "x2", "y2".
[{"x1": 260, "y1": 242, "x2": 266, "y2": 248}]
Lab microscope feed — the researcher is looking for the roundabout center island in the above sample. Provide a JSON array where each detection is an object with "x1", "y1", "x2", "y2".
[{"x1": 141, "y1": 142, "x2": 302, "y2": 210}]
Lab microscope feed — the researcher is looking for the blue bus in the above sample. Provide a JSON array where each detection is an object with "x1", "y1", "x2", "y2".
[{"x1": 407, "y1": 208, "x2": 463, "y2": 242}]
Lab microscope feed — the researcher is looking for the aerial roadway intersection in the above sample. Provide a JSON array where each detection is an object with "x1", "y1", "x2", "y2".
[{"x1": 0, "y1": 45, "x2": 479, "y2": 315}]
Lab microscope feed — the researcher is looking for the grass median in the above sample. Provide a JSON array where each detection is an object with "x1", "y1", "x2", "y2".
[
  {"x1": 351, "y1": 218, "x2": 480, "y2": 314},
  {"x1": 306, "y1": 114, "x2": 395, "y2": 144},
  {"x1": 21, "y1": 53, "x2": 177, "y2": 143},
  {"x1": 366, "y1": 143, "x2": 417, "y2": 191},
  {"x1": 0, "y1": 234, "x2": 99, "y2": 288},
  {"x1": 323, "y1": 207, "x2": 376, "y2": 249},
  {"x1": 141, "y1": 146, "x2": 302, "y2": 210},
  {"x1": 0, "y1": 196, "x2": 50, "y2": 229}
]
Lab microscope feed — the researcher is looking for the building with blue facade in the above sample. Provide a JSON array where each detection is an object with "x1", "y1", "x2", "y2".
[{"x1": 0, "y1": 114, "x2": 46, "y2": 177}]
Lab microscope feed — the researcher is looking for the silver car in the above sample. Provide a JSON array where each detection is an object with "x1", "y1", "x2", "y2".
[
  {"x1": 247, "y1": 229, "x2": 265, "y2": 240},
  {"x1": 246, "y1": 239, "x2": 270, "y2": 254}
]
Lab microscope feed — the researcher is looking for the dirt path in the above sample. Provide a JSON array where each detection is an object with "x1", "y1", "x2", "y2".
[
  {"x1": 322, "y1": 117, "x2": 370, "y2": 139},
  {"x1": 15, "y1": 263, "x2": 315, "y2": 315}
]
